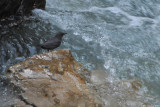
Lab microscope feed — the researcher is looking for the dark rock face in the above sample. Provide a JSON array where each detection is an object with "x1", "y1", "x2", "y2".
[
  {"x1": 0, "y1": 0, "x2": 46, "y2": 38},
  {"x1": 16, "y1": 0, "x2": 36, "y2": 16},
  {"x1": 35, "y1": 0, "x2": 46, "y2": 9},
  {"x1": 0, "y1": 0, "x2": 21, "y2": 19},
  {"x1": 0, "y1": 0, "x2": 46, "y2": 19}
]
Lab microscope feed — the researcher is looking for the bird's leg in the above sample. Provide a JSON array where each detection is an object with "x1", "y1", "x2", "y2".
[{"x1": 42, "y1": 50, "x2": 48, "y2": 53}]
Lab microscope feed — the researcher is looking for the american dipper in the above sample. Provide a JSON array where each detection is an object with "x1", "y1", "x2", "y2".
[{"x1": 40, "y1": 32, "x2": 67, "y2": 51}]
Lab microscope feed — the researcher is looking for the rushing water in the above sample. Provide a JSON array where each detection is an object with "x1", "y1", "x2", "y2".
[{"x1": 1, "y1": 0, "x2": 160, "y2": 106}]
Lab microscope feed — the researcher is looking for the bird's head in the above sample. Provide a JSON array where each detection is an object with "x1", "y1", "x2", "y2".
[
  {"x1": 57, "y1": 32, "x2": 67, "y2": 36},
  {"x1": 55, "y1": 32, "x2": 67, "y2": 39}
]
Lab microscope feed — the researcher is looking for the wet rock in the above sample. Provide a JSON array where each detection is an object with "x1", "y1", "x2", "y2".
[{"x1": 6, "y1": 49, "x2": 102, "y2": 107}]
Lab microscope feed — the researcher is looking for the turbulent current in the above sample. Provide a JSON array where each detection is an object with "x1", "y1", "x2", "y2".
[{"x1": 1, "y1": 0, "x2": 160, "y2": 106}]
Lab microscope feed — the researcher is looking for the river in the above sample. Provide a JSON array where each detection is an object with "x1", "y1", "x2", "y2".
[{"x1": 1, "y1": 0, "x2": 160, "y2": 106}]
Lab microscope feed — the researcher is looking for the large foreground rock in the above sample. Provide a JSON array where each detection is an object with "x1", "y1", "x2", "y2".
[{"x1": 6, "y1": 49, "x2": 102, "y2": 107}]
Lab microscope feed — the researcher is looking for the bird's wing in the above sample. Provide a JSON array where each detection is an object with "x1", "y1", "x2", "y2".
[{"x1": 42, "y1": 39, "x2": 61, "y2": 47}]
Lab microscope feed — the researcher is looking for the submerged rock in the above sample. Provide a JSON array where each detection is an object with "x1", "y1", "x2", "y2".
[
  {"x1": 90, "y1": 70, "x2": 154, "y2": 107},
  {"x1": 6, "y1": 49, "x2": 102, "y2": 107}
]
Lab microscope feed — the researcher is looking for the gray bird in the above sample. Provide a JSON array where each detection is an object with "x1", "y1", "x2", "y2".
[{"x1": 40, "y1": 32, "x2": 67, "y2": 51}]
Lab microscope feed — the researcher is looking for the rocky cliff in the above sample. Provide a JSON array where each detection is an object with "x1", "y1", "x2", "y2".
[{"x1": 6, "y1": 49, "x2": 102, "y2": 107}]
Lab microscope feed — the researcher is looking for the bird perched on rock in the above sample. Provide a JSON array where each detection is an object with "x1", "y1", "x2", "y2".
[{"x1": 40, "y1": 32, "x2": 67, "y2": 51}]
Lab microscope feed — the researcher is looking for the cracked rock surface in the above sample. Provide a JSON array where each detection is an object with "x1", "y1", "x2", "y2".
[{"x1": 6, "y1": 49, "x2": 102, "y2": 107}]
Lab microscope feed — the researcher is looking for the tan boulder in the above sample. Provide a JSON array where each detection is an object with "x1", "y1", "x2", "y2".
[{"x1": 6, "y1": 49, "x2": 102, "y2": 107}]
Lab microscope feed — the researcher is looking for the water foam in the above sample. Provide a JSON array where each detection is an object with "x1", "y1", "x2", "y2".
[{"x1": 88, "y1": 6, "x2": 157, "y2": 27}]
